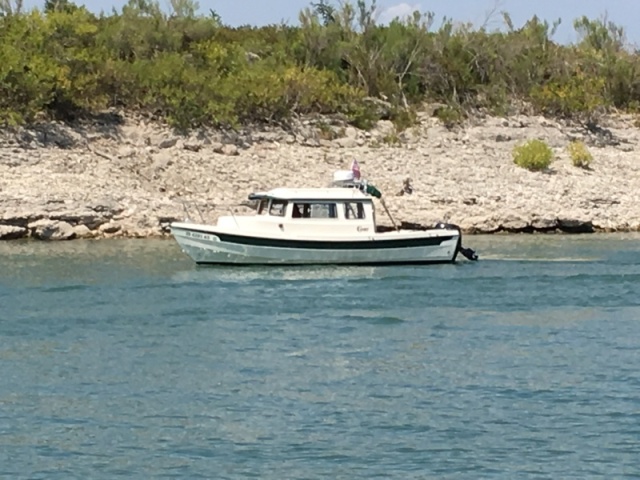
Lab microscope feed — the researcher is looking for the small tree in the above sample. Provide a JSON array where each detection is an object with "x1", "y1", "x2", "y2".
[
  {"x1": 0, "y1": 0, "x2": 22, "y2": 15},
  {"x1": 44, "y1": 0, "x2": 79, "y2": 12},
  {"x1": 513, "y1": 139, "x2": 554, "y2": 171}
]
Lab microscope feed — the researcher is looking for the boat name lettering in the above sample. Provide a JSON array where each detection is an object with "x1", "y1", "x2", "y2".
[
  {"x1": 357, "y1": 226, "x2": 369, "y2": 232},
  {"x1": 186, "y1": 231, "x2": 216, "y2": 241}
]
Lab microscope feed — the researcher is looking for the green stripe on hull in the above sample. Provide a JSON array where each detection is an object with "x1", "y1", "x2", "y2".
[{"x1": 180, "y1": 228, "x2": 456, "y2": 250}]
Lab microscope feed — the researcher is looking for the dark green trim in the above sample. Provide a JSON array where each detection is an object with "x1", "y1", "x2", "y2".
[{"x1": 178, "y1": 227, "x2": 456, "y2": 250}]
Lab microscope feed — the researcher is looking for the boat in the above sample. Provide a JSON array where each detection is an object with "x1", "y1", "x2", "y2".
[{"x1": 170, "y1": 164, "x2": 478, "y2": 266}]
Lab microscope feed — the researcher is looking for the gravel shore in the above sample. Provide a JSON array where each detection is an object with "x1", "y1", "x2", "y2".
[{"x1": 1, "y1": 112, "x2": 638, "y2": 240}]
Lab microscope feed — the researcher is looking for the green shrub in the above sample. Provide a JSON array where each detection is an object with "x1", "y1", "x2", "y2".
[
  {"x1": 390, "y1": 107, "x2": 417, "y2": 132},
  {"x1": 433, "y1": 106, "x2": 463, "y2": 129},
  {"x1": 529, "y1": 73, "x2": 607, "y2": 119},
  {"x1": 567, "y1": 140, "x2": 593, "y2": 168},
  {"x1": 512, "y1": 139, "x2": 554, "y2": 171},
  {"x1": 346, "y1": 103, "x2": 380, "y2": 130},
  {"x1": 382, "y1": 132, "x2": 402, "y2": 146},
  {"x1": 316, "y1": 121, "x2": 338, "y2": 140}
]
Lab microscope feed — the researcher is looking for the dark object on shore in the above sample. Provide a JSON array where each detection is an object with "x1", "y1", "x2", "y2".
[{"x1": 397, "y1": 178, "x2": 414, "y2": 196}]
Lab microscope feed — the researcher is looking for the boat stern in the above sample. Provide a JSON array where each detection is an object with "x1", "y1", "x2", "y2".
[{"x1": 433, "y1": 222, "x2": 478, "y2": 262}]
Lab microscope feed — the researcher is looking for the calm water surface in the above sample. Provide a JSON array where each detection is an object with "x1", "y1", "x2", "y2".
[{"x1": 1, "y1": 234, "x2": 640, "y2": 479}]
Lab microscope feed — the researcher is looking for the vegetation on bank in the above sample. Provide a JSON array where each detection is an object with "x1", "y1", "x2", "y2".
[
  {"x1": 511, "y1": 138, "x2": 596, "y2": 171},
  {"x1": 567, "y1": 140, "x2": 593, "y2": 168},
  {"x1": 1, "y1": 0, "x2": 639, "y2": 130},
  {"x1": 512, "y1": 139, "x2": 554, "y2": 171}
]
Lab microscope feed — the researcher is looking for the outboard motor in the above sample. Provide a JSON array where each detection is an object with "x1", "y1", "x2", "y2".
[{"x1": 458, "y1": 246, "x2": 479, "y2": 261}]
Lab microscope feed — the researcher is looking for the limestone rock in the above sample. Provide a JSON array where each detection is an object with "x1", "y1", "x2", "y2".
[
  {"x1": 458, "y1": 216, "x2": 500, "y2": 234},
  {"x1": 117, "y1": 146, "x2": 136, "y2": 158},
  {"x1": 334, "y1": 137, "x2": 357, "y2": 148},
  {"x1": 531, "y1": 217, "x2": 558, "y2": 231},
  {"x1": 557, "y1": 217, "x2": 595, "y2": 233},
  {"x1": 246, "y1": 51, "x2": 261, "y2": 63},
  {"x1": 158, "y1": 137, "x2": 178, "y2": 149},
  {"x1": 55, "y1": 212, "x2": 109, "y2": 229},
  {"x1": 152, "y1": 152, "x2": 173, "y2": 172},
  {"x1": 183, "y1": 141, "x2": 202, "y2": 152},
  {"x1": 0, "y1": 211, "x2": 33, "y2": 227},
  {"x1": 499, "y1": 214, "x2": 530, "y2": 232},
  {"x1": 72, "y1": 224, "x2": 93, "y2": 238},
  {"x1": 29, "y1": 220, "x2": 75, "y2": 240},
  {"x1": 89, "y1": 199, "x2": 123, "y2": 215},
  {"x1": 344, "y1": 127, "x2": 358, "y2": 139},
  {"x1": 222, "y1": 144, "x2": 239, "y2": 156},
  {"x1": 212, "y1": 142, "x2": 224, "y2": 154},
  {"x1": 99, "y1": 221, "x2": 122, "y2": 235},
  {"x1": 0, "y1": 225, "x2": 27, "y2": 240}
]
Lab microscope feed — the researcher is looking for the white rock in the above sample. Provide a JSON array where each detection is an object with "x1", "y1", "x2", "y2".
[
  {"x1": 99, "y1": 222, "x2": 121, "y2": 234},
  {"x1": 29, "y1": 220, "x2": 75, "y2": 240},
  {"x1": 72, "y1": 224, "x2": 93, "y2": 238},
  {"x1": 158, "y1": 137, "x2": 178, "y2": 149},
  {"x1": 222, "y1": 144, "x2": 239, "y2": 156},
  {"x1": 334, "y1": 137, "x2": 357, "y2": 148},
  {"x1": 0, "y1": 225, "x2": 27, "y2": 240}
]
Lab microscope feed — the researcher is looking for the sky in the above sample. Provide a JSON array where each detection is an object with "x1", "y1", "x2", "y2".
[{"x1": 21, "y1": 0, "x2": 640, "y2": 45}]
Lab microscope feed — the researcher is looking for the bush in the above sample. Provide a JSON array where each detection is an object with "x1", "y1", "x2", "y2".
[
  {"x1": 567, "y1": 140, "x2": 593, "y2": 168},
  {"x1": 512, "y1": 139, "x2": 554, "y2": 171},
  {"x1": 1, "y1": 2, "x2": 640, "y2": 128},
  {"x1": 433, "y1": 106, "x2": 463, "y2": 129},
  {"x1": 390, "y1": 107, "x2": 417, "y2": 132},
  {"x1": 529, "y1": 73, "x2": 607, "y2": 120}
]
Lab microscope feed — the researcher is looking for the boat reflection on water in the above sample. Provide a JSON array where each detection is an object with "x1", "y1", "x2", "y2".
[{"x1": 170, "y1": 264, "x2": 382, "y2": 285}]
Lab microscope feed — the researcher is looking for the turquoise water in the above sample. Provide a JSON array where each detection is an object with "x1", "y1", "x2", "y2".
[{"x1": 1, "y1": 234, "x2": 640, "y2": 479}]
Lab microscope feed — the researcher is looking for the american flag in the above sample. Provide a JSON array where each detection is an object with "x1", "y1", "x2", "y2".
[{"x1": 351, "y1": 159, "x2": 361, "y2": 179}]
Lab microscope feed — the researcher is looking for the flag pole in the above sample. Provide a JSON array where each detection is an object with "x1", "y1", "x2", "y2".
[
  {"x1": 380, "y1": 198, "x2": 399, "y2": 231},
  {"x1": 352, "y1": 160, "x2": 400, "y2": 231}
]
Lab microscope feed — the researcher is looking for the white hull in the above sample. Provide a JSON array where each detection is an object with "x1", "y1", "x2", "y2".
[{"x1": 171, "y1": 222, "x2": 461, "y2": 266}]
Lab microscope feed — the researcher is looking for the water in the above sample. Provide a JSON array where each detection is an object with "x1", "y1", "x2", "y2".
[{"x1": 1, "y1": 234, "x2": 640, "y2": 479}]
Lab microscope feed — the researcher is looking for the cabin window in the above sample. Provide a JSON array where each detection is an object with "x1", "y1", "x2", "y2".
[
  {"x1": 344, "y1": 202, "x2": 365, "y2": 220},
  {"x1": 292, "y1": 202, "x2": 337, "y2": 219},
  {"x1": 257, "y1": 199, "x2": 269, "y2": 215},
  {"x1": 269, "y1": 199, "x2": 287, "y2": 217}
]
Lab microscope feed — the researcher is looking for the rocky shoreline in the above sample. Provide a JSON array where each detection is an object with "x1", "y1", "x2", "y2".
[{"x1": 1, "y1": 111, "x2": 639, "y2": 241}]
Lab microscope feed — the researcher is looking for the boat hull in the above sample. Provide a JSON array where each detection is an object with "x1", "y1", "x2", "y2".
[{"x1": 170, "y1": 223, "x2": 461, "y2": 266}]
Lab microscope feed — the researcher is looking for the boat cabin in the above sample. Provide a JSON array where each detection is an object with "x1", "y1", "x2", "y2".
[{"x1": 216, "y1": 187, "x2": 379, "y2": 237}]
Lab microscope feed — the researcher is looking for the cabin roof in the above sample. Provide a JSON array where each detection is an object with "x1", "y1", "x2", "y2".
[{"x1": 249, "y1": 187, "x2": 371, "y2": 201}]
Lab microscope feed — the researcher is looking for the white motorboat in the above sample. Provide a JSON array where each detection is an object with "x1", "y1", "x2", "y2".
[{"x1": 170, "y1": 167, "x2": 478, "y2": 266}]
